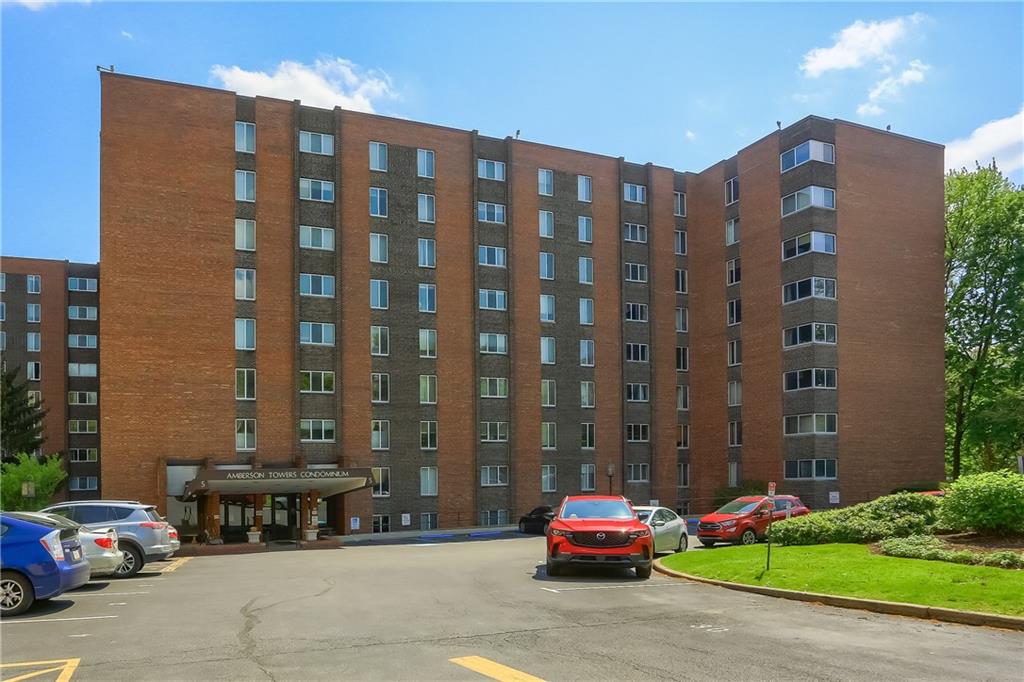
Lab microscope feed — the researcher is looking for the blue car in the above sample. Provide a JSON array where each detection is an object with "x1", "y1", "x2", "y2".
[{"x1": 1, "y1": 512, "x2": 92, "y2": 616}]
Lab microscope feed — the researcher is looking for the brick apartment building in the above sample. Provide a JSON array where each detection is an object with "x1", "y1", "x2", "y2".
[{"x1": 7, "y1": 71, "x2": 947, "y2": 538}]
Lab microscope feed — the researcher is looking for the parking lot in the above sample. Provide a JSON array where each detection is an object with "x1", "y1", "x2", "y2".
[{"x1": 2, "y1": 535, "x2": 1022, "y2": 681}]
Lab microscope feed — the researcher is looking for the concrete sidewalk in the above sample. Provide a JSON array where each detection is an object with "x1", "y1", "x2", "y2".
[{"x1": 331, "y1": 525, "x2": 519, "y2": 544}]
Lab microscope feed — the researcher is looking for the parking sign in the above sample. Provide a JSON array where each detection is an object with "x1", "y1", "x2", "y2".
[{"x1": 768, "y1": 481, "x2": 776, "y2": 497}]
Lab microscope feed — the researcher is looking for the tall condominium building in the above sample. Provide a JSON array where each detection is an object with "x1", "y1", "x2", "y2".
[
  {"x1": 94, "y1": 72, "x2": 944, "y2": 540},
  {"x1": 0, "y1": 258, "x2": 100, "y2": 497}
]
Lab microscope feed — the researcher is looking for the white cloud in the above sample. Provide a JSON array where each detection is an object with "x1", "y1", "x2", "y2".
[
  {"x1": 210, "y1": 57, "x2": 397, "y2": 112},
  {"x1": 800, "y1": 13, "x2": 925, "y2": 78},
  {"x1": 120, "y1": 30, "x2": 133, "y2": 40},
  {"x1": 944, "y1": 107, "x2": 1024, "y2": 175},
  {"x1": 856, "y1": 60, "x2": 930, "y2": 117},
  {"x1": 13, "y1": 0, "x2": 90, "y2": 10},
  {"x1": 685, "y1": 130, "x2": 697, "y2": 141}
]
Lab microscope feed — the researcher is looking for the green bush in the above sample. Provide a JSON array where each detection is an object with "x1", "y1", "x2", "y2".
[
  {"x1": 771, "y1": 493, "x2": 940, "y2": 545},
  {"x1": 879, "y1": 534, "x2": 1024, "y2": 569},
  {"x1": 890, "y1": 482, "x2": 945, "y2": 494},
  {"x1": 938, "y1": 471, "x2": 1024, "y2": 535}
]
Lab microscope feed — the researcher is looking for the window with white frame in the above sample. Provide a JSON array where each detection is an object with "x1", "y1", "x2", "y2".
[
  {"x1": 538, "y1": 168, "x2": 554, "y2": 196},
  {"x1": 370, "y1": 233, "x2": 389, "y2": 263},
  {"x1": 674, "y1": 191, "x2": 687, "y2": 217},
  {"x1": 300, "y1": 321, "x2": 335, "y2": 346},
  {"x1": 578, "y1": 257, "x2": 593, "y2": 285},
  {"x1": 540, "y1": 337, "x2": 556, "y2": 364},
  {"x1": 539, "y1": 252, "x2": 555, "y2": 280},
  {"x1": 417, "y1": 149, "x2": 435, "y2": 178},
  {"x1": 299, "y1": 225, "x2": 334, "y2": 251},
  {"x1": 299, "y1": 131, "x2": 334, "y2": 155},
  {"x1": 676, "y1": 268, "x2": 688, "y2": 293},
  {"x1": 785, "y1": 458, "x2": 837, "y2": 480},
  {"x1": 677, "y1": 346, "x2": 689, "y2": 371},
  {"x1": 68, "y1": 277, "x2": 97, "y2": 292},
  {"x1": 421, "y1": 513, "x2": 439, "y2": 529},
  {"x1": 727, "y1": 339, "x2": 742, "y2": 366},
  {"x1": 728, "y1": 461, "x2": 739, "y2": 487},
  {"x1": 480, "y1": 377, "x2": 508, "y2": 399},
  {"x1": 236, "y1": 419, "x2": 256, "y2": 450},
  {"x1": 726, "y1": 218, "x2": 740, "y2": 245},
  {"x1": 542, "y1": 465, "x2": 557, "y2": 493},
  {"x1": 300, "y1": 178, "x2": 334, "y2": 202},
  {"x1": 725, "y1": 176, "x2": 739, "y2": 205},
  {"x1": 27, "y1": 390, "x2": 40, "y2": 404},
  {"x1": 678, "y1": 462, "x2": 690, "y2": 487},
  {"x1": 579, "y1": 339, "x2": 595, "y2": 367},
  {"x1": 300, "y1": 370, "x2": 335, "y2": 393},
  {"x1": 678, "y1": 424, "x2": 690, "y2": 449},
  {"x1": 235, "y1": 170, "x2": 255, "y2": 201},
  {"x1": 578, "y1": 216, "x2": 593, "y2": 243},
  {"x1": 480, "y1": 333, "x2": 508, "y2": 354},
  {"x1": 626, "y1": 423, "x2": 649, "y2": 442},
  {"x1": 420, "y1": 421, "x2": 438, "y2": 450},
  {"x1": 419, "y1": 374, "x2": 437, "y2": 404},
  {"x1": 784, "y1": 322, "x2": 837, "y2": 347},
  {"x1": 373, "y1": 515, "x2": 390, "y2": 533},
  {"x1": 580, "y1": 381, "x2": 596, "y2": 408},
  {"x1": 371, "y1": 467, "x2": 390, "y2": 496},
  {"x1": 780, "y1": 140, "x2": 835, "y2": 172},
  {"x1": 782, "y1": 231, "x2": 836, "y2": 260},
  {"x1": 299, "y1": 273, "x2": 334, "y2": 298},
  {"x1": 420, "y1": 466, "x2": 438, "y2": 496},
  {"x1": 784, "y1": 368, "x2": 837, "y2": 391},
  {"x1": 68, "y1": 391, "x2": 97, "y2": 406},
  {"x1": 782, "y1": 186, "x2": 835, "y2": 216},
  {"x1": 540, "y1": 294, "x2": 555, "y2": 322},
  {"x1": 627, "y1": 463, "x2": 650, "y2": 482},
  {"x1": 625, "y1": 302, "x2": 648, "y2": 322},
  {"x1": 479, "y1": 510, "x2": 509, "y2": 526},
  {"x1": 783, "y1": 277, "x2": 836, "y2": 303},
  {"x1": 624, "y1": 263, "x2": 648, "y2": 283},
  {"x1": 371, "y1": 326, "x2": 390, "y2": 356},
  {"x1": 371, "y1": 373, "x2": 390, "y2": 403},
  {"x1": 727, "y1": 299, "x2": 742, "y2": 325},
  {"x1": 478, "y1": 202, "x2": 505, "y2": 223},
  {"x1": 0, "y1": 273, "x2": 5, "y2": 292},
  {"x1": 235, "y1": 368, "x2": 255, "y2": 400},
  {"x1": 581, "y1": 463, "x2": 596, "y2": 491},
  {"x1": 727, "y1": 380, "x2": 742, "y2": 407},
  {"x1": 624, "y1": 223, "x2": 647, "y2": 243},
  {"x1": 727, "y1": 258, "x2": 741, "y2": 285},
  {"x1": 300, "y1": 419, "x2": 336, "y2": 442},
  {"x1": 581, "y1": 423, "x2": 596, "y2": 449},
  {"x1": 68, "y1": 363, "x2": 97, "y2": 377},
  {"x1": 478, "y1": 159, "x2": 505, "y2": 181},
  {"x1": 579, "y1": 298, "x2": 594, "y2": 325},
  {"x1": 728, "y1": 420, "x2": 743, "y2": 446},
  {"x1": 623, "y1": 183, "x2": 646, "y2": 204},
  {"x1": 26, "y1": 332, "x2": 40, "y2": 353},
  {"x1": 369, "y1": 141, "x2": 388, "y2": 171},
  {"x1": 626, "y1": 383, "x2": 650, "y2": 402},
  {"x1": 418, "y1": 238, "x2": 436, "y2": 269},
  {"x1": 235, "y1": 121, "x2": 255, "y2": 153},
  {"x1": 539, "y1": 210, "x2": 554, "y2": 238},
  {"x1": 26, "y1": 303, "x2": 41, "y2": 322},
  {"x1": 418, "y1": 193, "x2": 436, "y2": 223},
  {"x1": 541, "y1": 422, "x2": 557, "y2": 449},
  {"x1": 675, "y1": 230, "x2": 687, "y2": 255},
  {"x1": 68, "y1": 334, "x2": 97, "y2": 349},
  {"x1": 70, "y1": 448, "x2": 98, "y2": 463},
  {"x1": 26, "y1": 275, "x2": 41, "y2": 294},
  {"x1": 784, "y1": 413, "x2": 838, "y2": 435},
  {"x1": 479, "y1": 289, "x2": 507, "y2": 311},
  {"x1": 69, "y1": 477, "x2": 98, "y2": 491},
  {"x1": 235, "y1": 318, "x2": 255, "y2": 350},
  {"x1": 27, "y1": 362, "x2": 41, "y2": 381},
  {"x1": 370, "y1": 279, "x2": 389, "y2": 309},
  {"x1": 419, "y1": 284, "x2": 437, "y2": 313},
  {"x1": 677, "y1": 384, "x2": 689, "y2": 411},
  {"x1": 578, "y1": 175, "x2": 592, "y2": 202},
  {"x1": 371, "y1": 420, "x2": 390, "y2": 450},
  {"x1": 479, "y1": 245, "x2": 507, "y2": 267},
  {"x1": 369, "y1": 187, "x2": 388, "y2": 216},
  {"x1": 626, "y1": 343, "x2": 649, "y2": 363},
  {"x1": 675, "y1": 307, "x2": 688, "y2": 332},
  {"x1": 419, "y1": 329, "x2": 437, "y2": 358},
  {"x1": 541, "y1": 379, "x2": 556, "y2": 407},
  {"x1": 480, "y1": 422, "x2": 509, "y2": 443}
]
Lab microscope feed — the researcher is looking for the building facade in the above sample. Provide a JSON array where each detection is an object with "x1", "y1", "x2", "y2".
[{"x1": 91, "y1": 72, "x2": 945, "y2": 536}]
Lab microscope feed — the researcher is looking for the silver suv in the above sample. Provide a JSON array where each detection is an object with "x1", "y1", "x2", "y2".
[{"x1": 42, "y1": 501, "x2": 175, "y2": 577}]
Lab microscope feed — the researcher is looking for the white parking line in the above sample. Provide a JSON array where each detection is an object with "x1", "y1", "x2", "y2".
[
  {"x1": 108, "y1": 602, "x2": 128, "y2": 606},
  {"x1": 1, "y1": 615, "x2": 118, "y2": 625},
  {"x1": 540, "y1": 582, "x2": 692, "y2": 594},
  {"x1": 72, "y1": 591, "x2": 150, "y2": 597}
]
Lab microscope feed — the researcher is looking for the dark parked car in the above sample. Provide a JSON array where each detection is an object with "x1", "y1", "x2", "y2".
[{"x1": 518, "y1": 506, "x2": 555, "y2": 535}]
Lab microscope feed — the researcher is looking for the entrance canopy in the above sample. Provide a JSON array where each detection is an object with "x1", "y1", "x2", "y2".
[{"x1": 181, "y1": 467, "x2": 375, "y2": 500}]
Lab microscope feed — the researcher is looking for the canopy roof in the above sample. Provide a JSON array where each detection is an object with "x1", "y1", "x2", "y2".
[{"x1": 181, "y1": 467, "x2": 375, "y2": 500}]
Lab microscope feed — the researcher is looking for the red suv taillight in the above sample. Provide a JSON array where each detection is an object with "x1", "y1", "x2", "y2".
[
  {"x1": 168, "y1": 529, "x2": 179, "y2": 539},
  {"x1": 94, "y1": 537, "x2": 114, "y2": 550}
]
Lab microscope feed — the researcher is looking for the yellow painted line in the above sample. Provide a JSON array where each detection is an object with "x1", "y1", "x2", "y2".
[
  {"x1": 449, "y1": 656, "x2": 546, "y2": 682},
  {"x1": 159, "y1": 557, "x2": 192, "y2": 573},
  {"x1": 0, "y1": 658, "x2": 80, "y2": 682}
]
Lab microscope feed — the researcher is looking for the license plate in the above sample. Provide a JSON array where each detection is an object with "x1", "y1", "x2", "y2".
[{"x1": 72, "y1": 549, "x2": 81, "y2": 561}]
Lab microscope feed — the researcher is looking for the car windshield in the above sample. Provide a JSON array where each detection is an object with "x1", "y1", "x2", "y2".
[
  {"x1": 716, "y1": 500, "x2": 761, "y2": 514},
  {"x1": 636, "y1": 510, "x2": 652, "y2": 522},
  {"x1": 560, "y1": 500, "x2": 634, "y2": 520}
]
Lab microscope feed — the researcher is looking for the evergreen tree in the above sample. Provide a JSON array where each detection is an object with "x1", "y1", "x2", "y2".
[{"x1": 0, "y1": 367, "x2": 48, "y2": 463}]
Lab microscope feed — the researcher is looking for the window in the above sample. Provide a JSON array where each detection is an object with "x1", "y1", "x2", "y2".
[
  {"x1": 783, "y1": 277, "x2": 837, "y2": 303},
  {"x1": 70, "y1": 448, "x2": 98, "y2": 463},
  {"x1": 419, "y1": 374, "x2": 437, "y2": 404},
  {"x1": 623, "y1": 183, "x2": 646, "y2": 204},
  {"x1": 728, "y1": 461, "x2": 739, "y2": 487},
  {"x1": 480, "y1": 422, "x2": 509, "y2": 443},
  {"x1": 725, "y1": 176, "x2": 739, "y2": 205},
  {"x1": 420, "y1": 421, "x2": 438, "y2": 450},
  {"x1": 677, "y1": 384, "x2": 689, "y2": 410},
  {"x1": 27, "y1": 390, "x2": 40, "y2": 404},
  {"x1": 577, "y1": 175, "x2": 592, "y2": 202},
  {"x1": 479, "y1": 289, "x2": 507, "y2": 311},
  {"x1": 539, "y1": 210, "x2": 554, "y2": 238},
  {"x1": 369, "y1": 141, "x2": 388, "y2": 171},
  {"x1": 371, "y1": 420, "x2": 391, "y2": 450},
  {"x1": 235, "y1": 219, "x2": 256, "y2": 251},
  {"x1": 419, "y1": 329, "x2": 437, "y2": 358},
  {"x1": 728, "y1": 380, "x2": 742, "y2": 406},
  {"x1": 299, "y1": 178, "x2": 334, "y2": 203},
  {"x1": 728, "y1": 420, "x2": 743, "y2": 446},
  {"x1": 26, "y1": 332, "x2": 40, "y2": 353},
  {"x1": 68, "y1": 363, "x2": 97, "y2": 377},
  {"x1": 781, "y1": 140, "x2": 835, "y2": 172},
  {"x1": 235, "y1": 121, "x2": 255, "y2": 152},
  {"x1": 0, "y1": 273, "x2": 4, "y2": 292},
  {"x1": 578, "y1": 216, "x2": 593, "y2": 243},
  {"x1": 1, "y1": 302, "x2": 5, "y2": 321},
  {"x1": 678, "y1": 424, "x2": 690, "y2": 449},
  {"x1": 480, "y1": 510, "x2": 510, "y2": 526},
  {"x1": 369, "y1": 233, "x2": 389, "y2": 264},
  {"x1": 418, "y1": 238, "x2": 436, "y2": 268},
  {"x1": 27, "y1": 362, "x2": 41, "y2": 381},
  {"x1": 68, "y1": 334, "x2": 97, "y2": 349},
  {"x1": 542, "y1": 465, "x2": 557, "y2": 493},
  {"x1": 479, "y1": 245, "x2": 507, "y2": 267},
  {"x1": 727, "y1": 258, "x2": 741, "y2": 285},
  {"x1": 785, "y1": 458, "x2": 838, "y2": 480},
  {"x1": 539, "y1": 252, "x2": 555, "y2": 280},
  {"x1": 373, "y1": 515, "x2": 390, "y2": 534},
  {"x1": 541, "y1": 422, "x2": 557, "y2": 449},
  {"x1": 626, "y1": 423, "x2": 650, "y2": 442},
  {"x1": 538, "y1": 169, "x2": 554, "y2": 196},
  {"x1": 782, "y1": 186, "x2": 835, "y2": 216},
  {"x1": 727, "y1": 339, "x2": 742, "y2": 366},
  {"x1": 784, "y1": 413, "x2": 838, "y2": 435},
  {"x1": 677, "y1": 346, "x2": 689, "y2": 371},
  {"x1": 300, "y1": 370, "x2": 335, "y2": 394},
  {"x1": 625, "y1": 302, "x2": 648, "y2": 322},
  {"x1": 235, "y1": 368, "x2": 255, "y2": 400},
  {"x1": 578, "y1": 257, "x2": 593, "y2": 285},
  {"x1": 68, "y1": 391, "x2": 97, "y2": 405},
  {"x1": 579, "y1": 298, "x2": 594, "y2": 325},
  {"x1": 675, "y1": 307, "x2": 688, "y2": 332},
  {"x1": 420, "y1": 512, "x2": 439, "y2": 530},
  {"x1": 581, "y1": 423, "x2": 596, "y2": 449},
  {"x1": 674, "y1": 191, "x2": 687, "y2": 217},
  {"x1": 478, "y1": 159, "x2": 505, "y2": 181},
  {"x1": 627, "y1": 463, "x2": 650, "y2": 482},
  {"x1": 625, "y1": 263, "x2": 648, "y2": 283},
  {"x1": 478, "y1": 202, "x2": 506, "y2": 223},
  {"x1": 541, "y1": 379, "x2": 556, "y2": 407},
  {"x1": 480, "y1": 333, "x2": 508, "y2": 354},
  {"x1": 783, "y1": 231, "x2": 836, "y2": 260},
  {"x1": 67, "y1": 305, "x2": 96, "y2": 321},
  {"x1": 299, "y1": 273, "x2": 333, "y2": 298},
  {"x1": 236, "y1": 419, "x2": 256, "y2": 451},
  {"x1": 480, "y1": 377, "x2": 509, "y2": 398},
  {"x1": 25, "y1": 274, "x2": 41, "y2": 294},
  {"x1": 370, "y1": 279, "x2": 390, "y2": 309},
  {"x1": 371, "y1": 326, "x2": 390, "y2": 356},
  {"x1": 300, "y1": 419, "x2": 336, "y2": 442},
  {"x1": 371, "y1": 373, "x2": 390, "y2": 403},
  {"x1": 675, "y1": 230, "x2": 687, "y2": 255},
  {"x1": 418, "y1": 193, "x2": 436, "y2": 223},
  {"x1": 419, "y1": 284, "x2": 437, "y2": 313},
  {"x1": 300, "y1": 322, "x2": 335, "y2": 346},
  {"x1": 235, "y1": 170, "x2": 255, "y2": 201},
  {"x1": 235, "y1": 318, "x2": 256, "y2": 350},
  {"x1": 68, "y1": 277, "x2": 97, "y2": 292},
  {"x1": 624, "y1": 223, "x2": 647, "y2": 243},
  {"x1": 299, "y1": 131, "x2": 334, "y2": 155},
  {"x1": 727, "y1": 299, "x2": 742, "y2": 325},
  {"x1": 726, "y1": 218, "x2": 740, "y2": 246},
  {"x1": 678, "y1": 462, "x2": 690, "y2": 488},
  {"x1": 580, "y1": 381, "x2": 596, "y2": 409},
  {"x1": 581, "y1": 464, "x2": 596, "y2": 491},
  {"x1": 784, "y1": 368, "x2": 837, "y2": 391},
  {"x1": 420, "y1": 467, "x2": 438, "y2": 496},
  {"x1": 675, "y1": 269, "x2": 688, "y2": 294},
  {"x1": 27, "y1": 303, "x2": 41, "y2": 322},
  {"x1": 579, "y1": 339, "x2": 595, "y2": 367},
  {"x1": 784, "y1": 322, "x2": 837, "y2": 348},
  {"x1": 369, "y1": 187, "x2": 388, "y2": 216},
  {"x1": 626, "y1": 343, "x2": 649, "y2": 363},
  {"x1": 417, "y1": 149, "x2": 435, "y2": 178},
  {"x1": 371, "y1": 467, "x2": 390, "y2": 497},
  {"x1": 540, "y1": 337, "x2": 556, "y2": 364},
  {"x1": 626, "y1": 383, "x2": 650, "y2": 402},
  {"x1": 69, "y1": 477, "x2": 99, "y2": 492},
  {"x1": 539, "y1": 295, "x2": 555, "y2": 323}
]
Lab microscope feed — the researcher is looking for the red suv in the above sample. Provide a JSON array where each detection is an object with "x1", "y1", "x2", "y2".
[
  {"x1": 546, "y1": 496, "x2": 654, "y2": 579},
  {"x1": 697, "y1": 495, "x2": 809, "y2": 547}
]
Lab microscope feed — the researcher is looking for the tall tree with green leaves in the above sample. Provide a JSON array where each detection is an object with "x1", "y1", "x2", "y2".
[
  {"x1": 0, "y1": 453, "x2": 67, "y2": 511},
  {"x1": 945, "y1": 164, "x2": 1024, "y2": 478},
  {"x1": 0, "y1": 367, "x2": 48, "y2": 463}
]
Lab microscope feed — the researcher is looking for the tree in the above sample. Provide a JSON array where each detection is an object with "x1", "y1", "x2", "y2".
[
  {"x1": 0, "y1": 453, "x2": 67, "y2": 511},
  {"x1": 0, "y1": 367, "x2": 48, "y2": 463},
  {"x1": 945, "y1": 164, "x2": 1024, "y2": 478}
]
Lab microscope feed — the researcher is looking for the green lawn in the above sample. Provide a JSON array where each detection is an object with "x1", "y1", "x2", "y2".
[{"x1": 662, "y1": 543, "x2": 1024, "y2": 617}]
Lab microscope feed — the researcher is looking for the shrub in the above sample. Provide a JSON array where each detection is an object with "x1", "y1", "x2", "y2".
[
  {"x1": 890, "y1": 482, "x2": 945, "y2": 494},
  {"x1": 938, "y1": 471, "x2": 1024, "y2": 535},
  {"x1": 879, "y1": 535, "x2": 1024, "y2": 569},
  {"x1": 771, "y1": 493, "x2": 940, "y2": 545}
]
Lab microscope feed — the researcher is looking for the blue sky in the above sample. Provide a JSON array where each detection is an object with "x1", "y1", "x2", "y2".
[{"x1": 3, "y1": 2, "x2": 1022, "y2": 263}]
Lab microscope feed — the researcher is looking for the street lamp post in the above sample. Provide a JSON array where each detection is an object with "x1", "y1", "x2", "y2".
[{"x1": 606, "y1": 463, "x2": 615, "y2": 495}]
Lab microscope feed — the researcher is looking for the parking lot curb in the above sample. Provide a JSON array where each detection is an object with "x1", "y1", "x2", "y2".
[{"x1": 653, "y1": 559, "x2": 1024, "y2": 632}]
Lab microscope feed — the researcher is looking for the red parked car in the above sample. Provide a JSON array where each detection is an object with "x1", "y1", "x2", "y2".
[
  {"x1": 546, "y1": 496, "x2": 654, "y2": 579},
  {"x1": 697, "y1": 495, "x2": 809, "y2": 547}
]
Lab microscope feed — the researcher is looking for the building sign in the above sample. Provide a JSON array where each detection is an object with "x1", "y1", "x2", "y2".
[
  {"x1": 401, "y1": 513, "x2": 411, "y2": 527},
  {"x1": 220, "y1": 469, "x2": 362, "y2": 481},
  {"x1": 181, "y1": 466, "x2": 375, "y2": 500},
  {"x1": 829, "y1": 491, "x2": 840, "y2": 505},
  {"x1": 350, "y1": 516, "x2": 361, "y2": 531}
]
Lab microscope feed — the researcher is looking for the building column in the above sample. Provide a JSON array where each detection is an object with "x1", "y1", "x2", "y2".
[{"x1": 202, "y1": 491, "x2": 221, "y2": 541}]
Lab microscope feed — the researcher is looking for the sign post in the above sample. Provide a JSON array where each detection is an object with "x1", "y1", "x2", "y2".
[{"x1": 766, "y1": 482, "x2": 776, "y2": 572}]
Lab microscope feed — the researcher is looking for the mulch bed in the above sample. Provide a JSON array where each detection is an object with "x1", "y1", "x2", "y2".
[{"x1": 936, "y1": 533, "x2": 1024, "y2": 555}]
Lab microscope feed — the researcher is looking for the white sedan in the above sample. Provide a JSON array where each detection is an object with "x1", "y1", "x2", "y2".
[{"x1": 633, "y1": 506, "x2": 688, "y2": 554}]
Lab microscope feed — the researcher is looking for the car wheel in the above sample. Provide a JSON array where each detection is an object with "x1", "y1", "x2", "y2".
[
  {"x1": 0, "y1": 571, "x2": 34, "y2": 617},
  {"x1": 677, "y1": 534, "x2": 688, "y2": 553},
  {"x1": 114, "y1": 545, "x2": 144, "y2": 577},
  {"x1": 635, "y1": 564, "x2": 652, "y2": 579},
  {"x1": 546, "y1": 559, "x2": 561, "y2": 577},
  {"x1": 519, "y1": 521, "x2": 527, "y2": 533},
  {"x1": 700, "y1": 540, "x2": 717, "y2": 548},
  {"x1": 740, "y1": 529, "x2": 758, "y2": 546},
  {"x1": 542, "y1": 521, "x2": 549, "y2": 534}
]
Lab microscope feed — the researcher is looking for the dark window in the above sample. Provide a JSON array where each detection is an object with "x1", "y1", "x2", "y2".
[{"x1": 75, "y1": 505, "x2": 112, "y2": 524}]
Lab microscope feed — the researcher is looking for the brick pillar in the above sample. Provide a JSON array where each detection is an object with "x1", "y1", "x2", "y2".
[
  {"x1": 310, "y1": 490, "x2": 320, "y2": 533},
  {"x1": 251, "y1": 494, "x2": 263, "y2": 533},
  {"x1": 202, "y1": 491, "x2": 221, "y2": 541},
  {"x1": 299, "y1": 492, "x2": 310, "y2": 533}
]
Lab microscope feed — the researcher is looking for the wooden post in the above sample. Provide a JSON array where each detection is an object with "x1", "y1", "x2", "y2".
[{"x1": 203, "y1": 491, "x2": 221, "y2": 541}]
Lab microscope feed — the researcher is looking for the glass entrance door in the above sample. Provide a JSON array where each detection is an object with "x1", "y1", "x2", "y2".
[{"x1": 265, "y1": 494, "x2": 298, "y2": 542}]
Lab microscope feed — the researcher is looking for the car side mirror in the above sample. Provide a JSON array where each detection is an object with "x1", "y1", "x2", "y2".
[{"x1": 653, "y1": 520, "x2": 666, "y2": 527}]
